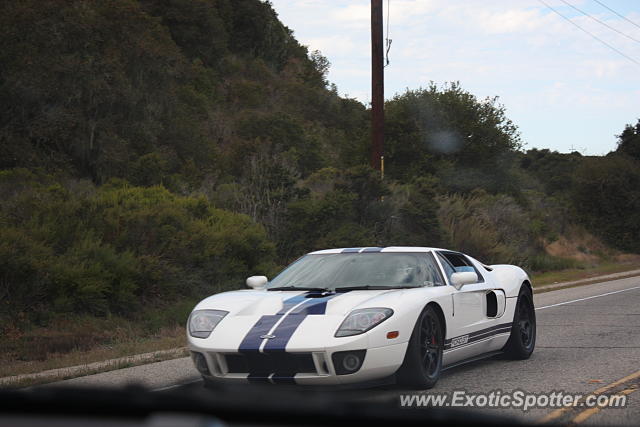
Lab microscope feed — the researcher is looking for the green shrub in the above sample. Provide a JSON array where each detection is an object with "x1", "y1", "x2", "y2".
[
  {"x1": 571, "y1": 155, "x2": 640, "y2": 252},
  {"x1": 0, "y1": 170, "x2": 276, "y2": 325}
]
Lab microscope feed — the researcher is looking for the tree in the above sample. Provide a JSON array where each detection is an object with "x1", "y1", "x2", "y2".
[
  {"x1": 0, "y1": 0, "x2": 186, "y2": 181},
  {"x1": 139, "y1": 0, "x2": 229, "y2": 68},
  {"x1": 616, "y1": 119, "x2": 640, "y2": 161},
  {"x1": 384, "y1": 82, "x2": 521, "y2": 188},
  {"x1": 572, "y1": 155, "x2": 640, "y2": 252},
  {"x1": 519, "y1": 149, "x2": 582, "y2": 195}
]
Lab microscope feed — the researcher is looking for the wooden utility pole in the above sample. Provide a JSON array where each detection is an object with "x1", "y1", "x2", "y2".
[{"x1": 370, "y1": 0, "x2": 384, "y2": 173}]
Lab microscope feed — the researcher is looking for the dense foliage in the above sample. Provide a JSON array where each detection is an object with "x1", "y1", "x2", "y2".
[
  {"x1": 0, "y1": 169, "x2": 275, "y2": 323},
  {"x1": 1, "y1": 0, "x2": 638, "y2": 335}
]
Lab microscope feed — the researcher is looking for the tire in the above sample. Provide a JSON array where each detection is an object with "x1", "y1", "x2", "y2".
[
  {"x1": 396, "y1": 305, "x2": 444, "y2": 389},
  {"x1": 503, "y1": 285, "x2": 536, "y2": 359}
]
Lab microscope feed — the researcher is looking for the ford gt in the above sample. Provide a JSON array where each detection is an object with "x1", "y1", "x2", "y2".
[{"x1": 187, "y1": 247, "x2": 536, "y2": 388}]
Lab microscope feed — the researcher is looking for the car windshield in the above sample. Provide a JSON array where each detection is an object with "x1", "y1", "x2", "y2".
[{"x1": 267, "y1": 252, "x2": 444, "y2": 290}]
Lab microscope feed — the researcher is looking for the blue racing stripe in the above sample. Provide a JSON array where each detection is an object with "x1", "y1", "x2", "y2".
[
  {"x1": 238, "y1": 291, "x2": 345, "y2": 382},
  {"x1": 238, "y1": 315, "x2": 280, "y2": 352},
  {"x1": 238, "y1": 293, "x2": 307, "y2": 352},
  {"x1": 263, "y1": 293, "x2": 337, "y2": 351},
  {"x1": 261, "y1": 314, "x2": 305, "y2": 352},
  {"x1": 276, "y1": 293, "x2": 307, "y2": 314}
]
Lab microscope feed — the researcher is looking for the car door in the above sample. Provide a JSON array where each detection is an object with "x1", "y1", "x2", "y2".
[{"x1": 436, "y1": 251, "x2": 506, "y2": 363}]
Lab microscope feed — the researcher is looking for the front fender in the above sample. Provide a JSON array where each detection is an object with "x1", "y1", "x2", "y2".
[{"x1": 353, "y1": 286, "x2": 454, "y2": 348}]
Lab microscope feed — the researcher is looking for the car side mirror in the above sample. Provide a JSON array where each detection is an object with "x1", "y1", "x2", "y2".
[
  {"x1": 246, "y1": 275, "x2": 268, "y2": 289},
  {"x1": 450, "y1": 271, "x2": 478, "y2": 290}
]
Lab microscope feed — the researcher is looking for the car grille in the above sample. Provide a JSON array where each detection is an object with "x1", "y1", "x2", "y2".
[{"x1": 224, "y1": 352, "x2": 317, "y2": 375}]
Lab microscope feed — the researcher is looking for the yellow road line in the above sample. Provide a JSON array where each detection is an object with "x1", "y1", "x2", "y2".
[
  {"x1": 587, "y1": 370, "x2": 640, "y2": 396},
  {"x1": 571, "y1": 406, "x2": 599, "y2": 424},
  {"x1": 538, "y1": 369, "x2": 640, "y2": 424},
  {"x1": 572, "y1": 387, "x2": 637, "y2": 424},
  {"x1": 538, "y1": 407, "x2": 570, "y2": 424}
]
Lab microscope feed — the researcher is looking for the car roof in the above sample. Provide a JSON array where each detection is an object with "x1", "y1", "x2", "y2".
[{"x1": 308, "y1": 246, "x2": 447, "y2": 255}]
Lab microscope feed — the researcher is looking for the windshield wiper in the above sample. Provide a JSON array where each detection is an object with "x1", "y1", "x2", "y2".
[
  {"x1": 267, "y1": 285, "x2": 331, "y2": 292},
  {"x1": 334, "y1": 285, "x2": 420, "y2": 292}
]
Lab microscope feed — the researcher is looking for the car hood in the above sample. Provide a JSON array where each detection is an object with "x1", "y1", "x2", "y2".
[{"x1": 193, "y1": 288, "x2": 406, "y2": 317}]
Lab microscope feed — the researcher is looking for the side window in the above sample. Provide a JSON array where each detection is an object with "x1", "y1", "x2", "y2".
[
  {"x1": 436, "y1": 253, "x2": 456, "y2": 284},
  {"x1": 421, "y1": 253, "x2": 446, "y2": 287},
  {"x1": 437, "y1": 252, "x2": 484, "y2": 284}
]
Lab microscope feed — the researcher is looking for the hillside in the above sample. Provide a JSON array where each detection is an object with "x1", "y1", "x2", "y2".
[{"x1": 1, "y1": 0, "x2": 639, "y2": 368}]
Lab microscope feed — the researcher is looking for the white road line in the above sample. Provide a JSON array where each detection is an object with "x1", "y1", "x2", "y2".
[
  {"x1": 536, "y1": 285, "x2": 640, "y2": 311},
  {"x1": 152, "y1": 378, "x2": 202, "y2": 392}
]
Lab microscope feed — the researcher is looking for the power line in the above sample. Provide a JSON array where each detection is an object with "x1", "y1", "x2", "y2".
[
  {"x1": 537, "y1": 0, "x2": 640, "y2": 66},
  {"x1": 592, "y1": 0, "x2": 640, "y2": 31},
  {"x1": 558, "y1": 0, "x2": 640, "y2": 44}
]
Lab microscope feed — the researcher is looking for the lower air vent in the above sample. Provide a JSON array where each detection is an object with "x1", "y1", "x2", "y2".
[{"x1": 224, "y1": 352, "x2": 317, "y2": 375}]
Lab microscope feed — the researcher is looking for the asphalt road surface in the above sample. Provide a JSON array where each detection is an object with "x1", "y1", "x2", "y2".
[{"x1": 58, "y1": 276, "x2": 640, "y2": 425}]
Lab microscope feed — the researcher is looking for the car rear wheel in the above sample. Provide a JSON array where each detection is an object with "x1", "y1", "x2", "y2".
[
  {"x1": 396, "y1": 305, "x2": 443, "y2": 389},
  {"x1": 503, "y1": 285, "x2": 536, "y2": 359}
]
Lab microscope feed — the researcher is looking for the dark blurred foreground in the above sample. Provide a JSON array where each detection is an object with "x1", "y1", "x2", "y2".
[{"x1": 0, "y1": 383, "x2": 522, "y2": 427}]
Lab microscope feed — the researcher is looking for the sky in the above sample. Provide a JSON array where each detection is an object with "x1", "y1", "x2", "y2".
[{"x1": 269, "y1": 0, "x2": 640, "y2": 155}]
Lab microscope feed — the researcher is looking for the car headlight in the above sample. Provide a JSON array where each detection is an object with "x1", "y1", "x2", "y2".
[
  {"x1": 188, "y1": 309, "x2": 228, "y2": 338},
  {"x1": 335, "y1": 308, "x2": 393, "y2": 337}
]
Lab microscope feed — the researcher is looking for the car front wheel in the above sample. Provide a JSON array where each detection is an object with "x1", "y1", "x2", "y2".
[{"x1": 396, "y1": 305, "x2": 444, "y2": 389}]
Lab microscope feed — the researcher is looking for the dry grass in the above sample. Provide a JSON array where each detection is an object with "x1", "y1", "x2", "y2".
[
  {"x1": 2, "y1": 346, "x2": 189, "y2": 388},
  {"x1": 0, "y1": 298, "x2": 197, "y2": 384},
  {"x1": 544, "y1": 228, "x2": 616, "y2": 264},
  {"x1": 533, "y1": 225, "x2": 640, "y2": 285},
  {"x1": 532, "y1": 258, "x2": 640, "y2": 286},
  {"x1": 0, "y1": 319, "x2": 187, "y2": 381}
]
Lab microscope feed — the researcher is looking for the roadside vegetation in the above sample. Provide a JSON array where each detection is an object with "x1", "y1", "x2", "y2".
[
  {"x1": 1, "y1": 0, "x2": 639, "y2": 375},
  {"x1": 532, "y1": 260, "x2": 640, "y2": 287}
]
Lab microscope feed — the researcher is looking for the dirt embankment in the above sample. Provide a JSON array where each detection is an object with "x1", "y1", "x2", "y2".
[{"x1": 544, "y1": 228, "x2": 640, "y2": 265}]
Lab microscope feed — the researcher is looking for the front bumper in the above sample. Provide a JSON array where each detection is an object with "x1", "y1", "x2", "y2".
[{"x1": 188, "y1": 342, "x2": 408, "y2": 385}]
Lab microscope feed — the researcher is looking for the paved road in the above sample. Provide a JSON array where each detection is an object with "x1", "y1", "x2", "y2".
[{"x1": 57, "y1": 276, "x2": 640, "y2": 425}]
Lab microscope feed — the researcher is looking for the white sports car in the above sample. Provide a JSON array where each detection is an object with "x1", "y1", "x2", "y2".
[{"x1": 187, "y1": 247, "x2": 536, "y2": 388}]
